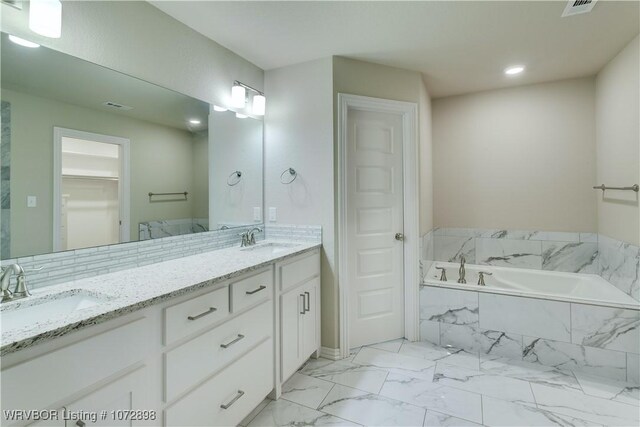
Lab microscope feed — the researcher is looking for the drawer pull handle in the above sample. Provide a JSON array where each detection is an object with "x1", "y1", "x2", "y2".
[
  {"x1": 246, "y1": 285, "x2": 267, "y2": 295},
  {"x1": 300, "y1": 294, "x2": 306, "y2": 314},
  {"x1": 304, "y1": 291, "x2": 310, "y2": 312},
  {"x1": 220, "y1": 334, "x2": 245, "y2": 348},
  {"x1": 220, "y1": 390, "x2": 245, "y2": 409},
  {"x1": 187, "y1": 307, "x2": 217, "y2": 321}
]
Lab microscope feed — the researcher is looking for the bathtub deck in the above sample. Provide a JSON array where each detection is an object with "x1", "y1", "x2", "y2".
[{"x1": 243, "y1": 339, "x2": 639, "y2": 427}]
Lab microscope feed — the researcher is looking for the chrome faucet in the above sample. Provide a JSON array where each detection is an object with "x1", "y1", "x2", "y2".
[
  {"x1": 247, "y1": 227, "x2": 262, "y2": 245},
  {"x1": 477, "y1": 271, "x2": 492, "y2": 286},
  {"x1": 457, "y1": 256, "x2": 466, "y2": 284},
  {"x1": 240, "y1": 227, "x2": 263, "y2": 247},
  {"x1": 0, "y1": 264, "x2": 30, "y2": 303}
]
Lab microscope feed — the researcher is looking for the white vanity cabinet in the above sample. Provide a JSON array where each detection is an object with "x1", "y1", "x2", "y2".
[
  {"x1": 277, "y1": 250, "x2": 321, "y2": 382},
  {"x1": 1, "y1": 247, "x2": 321, "y2": 427}
]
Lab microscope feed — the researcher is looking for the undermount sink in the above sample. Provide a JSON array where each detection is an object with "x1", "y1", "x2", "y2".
[
  {"x1": 240, "y1": 242, "x2": 301, "y2": 255},
  {"x1": 0, "y1": 290, "x2": 113, "y2": 332}
]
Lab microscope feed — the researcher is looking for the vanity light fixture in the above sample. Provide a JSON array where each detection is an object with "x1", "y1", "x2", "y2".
[
  {"x1": 213, "y1": 105, "x2": 228, "y2": 112},
  {"x1": 8, "y1": 35, "x2": 40, "y2": 48},
  {"x1": 504, "y1": 65, "x2": 525, "y2": 75},
  {"x1": 231, "y1": 80, "x2": 266, "y2": 115},
  {"x1": 29, "y1": 0, "x2": 62, "y2": 39},
  {"x1": 252, "y1": 94, "x2": 266, "y2": 116},
  {"x1": 236, "y1": 113, "x2": 248, "y2": 119},
  {"x1": 231, "y1": 84, "x2": 246, "y2": 108}
]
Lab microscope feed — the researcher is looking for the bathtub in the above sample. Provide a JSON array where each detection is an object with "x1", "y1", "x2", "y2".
[
  {"x1": 420, "y1": 262, "x2": 640, "y2": 383},
  {"x1": 423, "y1": 261, "x2": 639, "y2": 309}
]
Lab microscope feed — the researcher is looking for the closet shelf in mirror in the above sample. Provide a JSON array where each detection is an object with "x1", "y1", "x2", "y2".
[
  {"x1": 148, "y1": 191, "x2": 188, "y2": 201},
  {"x1": 62, "y1": 174, "x2": 118, "y2": 181}
]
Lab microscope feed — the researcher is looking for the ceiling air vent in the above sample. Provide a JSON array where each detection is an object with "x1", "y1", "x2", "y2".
[
  {"x1": 562, "y1": 0, "x2": 598, "y2": 17},
  {"x1": 102, "y1": 101, "x2": 133, "y2": 111}
]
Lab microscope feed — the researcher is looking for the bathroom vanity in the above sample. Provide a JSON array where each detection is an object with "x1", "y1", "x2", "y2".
[{"x1": 0, "y1": 242, "x2": 321, "y2": 426}]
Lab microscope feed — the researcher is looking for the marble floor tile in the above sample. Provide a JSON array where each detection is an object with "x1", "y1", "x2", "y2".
[
  {"x1": 247, "y1": 399, "x2": 359, "y2": 427},
  {"x1": 318, "y1": 384, "x2": 426, "y2": 426},
  {"x1": 281, "y1": 373, "x2": 336, "y2": 408},
  {"x1": 482, "y1": 395, "x2": 599, "y2": 427},
  {"x1": 422, "y1": 410, "x2": 481, "y2": 427},
  {"x1": 531, "y1": 383, "x2": 640, "y2": 426},
  {"x1": 574, "y1": 372, "x2": 640, "y2": 406},
  {"x1": 432, "y1": 363, "x2": 536, "y2": 403},
  {"x1": 479, "y1": 355, "x2": 581, "y2": 391},
  {"x1": 239, "y1": 398, "x2": 271, "y2": 426},
  {"x1": 299, "y1": 358, "x2": 389, "y2": 394},
  {"x1": 400, "y1": 340, "x2": 480, "y2": 370},
  {"x1": 352, "y1": 347, "x2": 437, "y2": 380},
  {"x1": 367, "y1": 338, "x2": 404, "y2": 353},
  {"x1": 379, "y1": 372, "x2": 483, "y2": 424}
]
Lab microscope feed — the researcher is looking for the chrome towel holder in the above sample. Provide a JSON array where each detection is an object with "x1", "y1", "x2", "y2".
[
  {"x1": 148, "y1": 191, "x2": 188, "y2": 201},
  {"x1": 280, "y1": 168, "x2": 297, "y2": 184},
  {"x1": 592, "y1": 184, "x2": 639, "y2": 193},
  {"x1": 227, "y1": 171, "x2": 242, "y2": 186}
]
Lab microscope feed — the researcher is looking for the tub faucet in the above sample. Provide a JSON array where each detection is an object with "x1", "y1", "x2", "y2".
[
  {"x1": 458, "y1": 256, "x2": 466, "y2": 284},
  {"x1": 477, "y1": 271, "x2": 492, "y2": 286}
]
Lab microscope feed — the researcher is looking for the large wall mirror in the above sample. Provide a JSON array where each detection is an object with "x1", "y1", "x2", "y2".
[{"x1": 0, "y1": 32, "x2": 263, "y2": 259}]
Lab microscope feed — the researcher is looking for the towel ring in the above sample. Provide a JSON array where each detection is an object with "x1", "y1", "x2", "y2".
[
  {"x1": 227, "y1": 171, "x2": 242, "y2": 186},
  {"x1": 280, "y1": 168, "x2": 297, "y2": 184}
]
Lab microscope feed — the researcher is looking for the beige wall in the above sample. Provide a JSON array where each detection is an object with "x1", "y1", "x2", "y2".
[
  {"x1": 3, "y1": 88, "x2": 198, "y2": 257},
  {"x1": 0, "y1": 1, "x2": 263, "y2": 108},
  {"x1": 432, "y1": 77, "x2": 597, "y2": 233},
  {"x1": 596, "y1": 35, "x2": 640, "y2": 246}
]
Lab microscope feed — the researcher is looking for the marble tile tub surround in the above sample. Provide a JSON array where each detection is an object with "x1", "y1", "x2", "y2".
[
  {"x1": 420, "y1": 285, "x2": 640, "y2": 383},
  {"x1": 0, "y1": 237, "x2": 321, "y2": 356},
  {"x1": 0, "y1": 224, "x2": 321, "y2": 292},
  {"x1": 243, "y1": 340, "x2": 639, "y2": 427},
  {"x1": 421, "y1": 227, "x2": 640, "y2": 301}
]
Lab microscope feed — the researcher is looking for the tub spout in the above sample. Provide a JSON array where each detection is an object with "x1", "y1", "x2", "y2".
[{"x1": 458, "y1": 256, "x2": 466, "y2": 284}]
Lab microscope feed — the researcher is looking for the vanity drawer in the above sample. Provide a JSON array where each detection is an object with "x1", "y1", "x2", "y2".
[
  {"x1": 164, "y1": 338, "x2": 273, "y2": 427},
  {"x1": 164, "y1": 286, "x2": 229, "y2": 345},
  {"x1": 279, "y1": 249, "x2": 320, "y2": 292},
  {"x1": 164, "y1": 299, "x2": 272, "y2": 402},
  {"x1": 229, "y1": 268, "x2": 273, "y2": 313}
]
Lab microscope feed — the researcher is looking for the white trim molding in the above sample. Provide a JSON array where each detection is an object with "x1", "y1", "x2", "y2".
[
  {"x1": 319, "y1": 346, "x2": 342, "y2": 361},
  {"x1": 53, "y1": 127, "x2": 131, "y2": 252},
  {"x1": 337, "y1": 93, "x2": 420, "y2": 359}
]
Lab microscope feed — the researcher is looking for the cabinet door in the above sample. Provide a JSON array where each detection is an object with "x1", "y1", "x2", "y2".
[
  {"x1": 64, "y1": 367, "x2": 150, "y2": 427},
  {"x1": 302, "y1": 278, "x2": 320, "y2": 358},
  {"x1": 280, "y1": 288, "x2": 304, "y2": 381}
]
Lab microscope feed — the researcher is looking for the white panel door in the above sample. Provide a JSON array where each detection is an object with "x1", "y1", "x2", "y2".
[{"x1": 347, "y1": 108, "x2": 404, "y2": 348}]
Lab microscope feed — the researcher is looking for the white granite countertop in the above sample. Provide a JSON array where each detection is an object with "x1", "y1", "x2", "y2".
[{"x1": 0, "y1": 240, "x2": 321, "y2": 356}]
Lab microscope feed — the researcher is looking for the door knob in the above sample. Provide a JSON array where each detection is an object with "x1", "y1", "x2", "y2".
[{"x1": 395, "y1": 233, "x2": 404, "y2": 241}]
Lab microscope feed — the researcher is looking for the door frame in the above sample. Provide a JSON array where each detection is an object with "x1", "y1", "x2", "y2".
[
  {"x1": 53, "y1": 127, "x2": 131, "y2": 251},
  {"x1": 337, "y1": 93, "x2": 419, "y2": 359}
]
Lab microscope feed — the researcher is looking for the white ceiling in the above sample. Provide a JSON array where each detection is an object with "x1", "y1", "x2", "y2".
[{"x1": 151, "y1": 1, "x2": 639, "y2": 98}]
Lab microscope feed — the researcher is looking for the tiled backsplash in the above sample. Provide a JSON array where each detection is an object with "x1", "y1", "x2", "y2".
[
  {"x1": 421, "y1": 227, "x2": 639, "y2": 301},
  {"x1": 1, "y1": 224, "x2": 321, "y2": 291}
]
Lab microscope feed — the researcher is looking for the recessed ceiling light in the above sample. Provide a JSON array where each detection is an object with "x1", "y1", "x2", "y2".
[
  {"x1": 8, "y1": 35, "x2": 40, "y2": 48},
  {"x1": 213, "y1": 105, "x2": 228, "y2": 112},
  {"x1": 504, "y1": 66, "x2": 525, "y2": 75},
  {"x1": 236, "y1": 113, "x2": 248, "y2": 119},
  {"x1": 188, "y1": 119, "x2": 201, "y2": 125}
]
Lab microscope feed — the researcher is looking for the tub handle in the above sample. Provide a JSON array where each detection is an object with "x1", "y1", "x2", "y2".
[
  {"x1": 435, "y1": 266, "x2": 447, "y2": 282},
  {"x1": 478, "y1": 271, "x2": 492, "y2": 286}
]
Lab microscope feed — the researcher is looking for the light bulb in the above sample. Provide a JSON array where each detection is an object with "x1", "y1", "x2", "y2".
[
  {"x1": 252, "y1": 94, "x2": 266, "y2": 116},
  {"x1": 504, "y1": 66, "x2": 525, "y2": 75},
  {"x1": 8, "y1": 35, "x2": 40, "y2": 48},
  {"x1": 29, "y1": 0, "x2": 62, "y2": 39},
  {"x1": 189, "y1": 119, "x2": 201, "y2": 125},
  {"x1": 231, "y1": 84, "x2": 246, "y2": 108}
]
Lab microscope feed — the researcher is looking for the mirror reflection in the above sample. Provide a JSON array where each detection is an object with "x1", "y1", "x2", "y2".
[{"x1": 0, "y1": 32, "x2": 263, "y2": 259}]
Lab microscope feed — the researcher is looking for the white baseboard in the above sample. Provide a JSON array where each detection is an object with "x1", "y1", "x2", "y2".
[{"x1": 319, "y1": 346, "x2": 341, "y2": 360}]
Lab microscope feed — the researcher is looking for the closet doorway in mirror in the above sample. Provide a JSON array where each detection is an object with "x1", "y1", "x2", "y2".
[{"x1": 53, "y1": 127, "x2": 130, "y2": 251}]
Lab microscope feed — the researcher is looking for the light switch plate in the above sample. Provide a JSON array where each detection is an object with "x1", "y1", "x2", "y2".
[
  {"x1": 253, "y1": 207, "x2": 261, "y2": 221},
  {"x1": 269, "y1": 207, "x2": 277, "y2": 222},
  {"x1": 27, "y1": 196, "x2": 37, "y2": 208}
]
